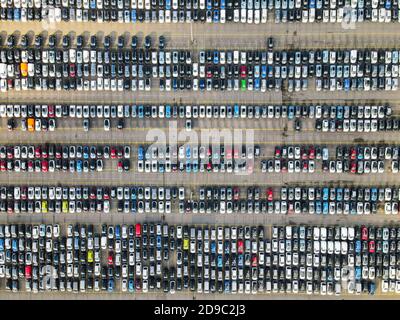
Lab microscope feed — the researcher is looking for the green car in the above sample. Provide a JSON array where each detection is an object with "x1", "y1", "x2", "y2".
[{"x1": 241, "y1": 79, "x2": 247, "y2": 91}]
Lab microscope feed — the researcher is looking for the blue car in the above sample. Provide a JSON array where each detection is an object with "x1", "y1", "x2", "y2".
[
  {"x1": 207, "y1": 0, "x2": 212, "y2": 10},
  {"x1": 261, "y1": 65, "x2": 267, "y2": 78},
  {"x1": 220, "y1": 0, "x2": 225, "y2": 9},
  {"x1": 165, "y1": 105, "x2": 171, "y2": 118},
  {"x1": 131, "y1": 200, "x2": 137, "y2": 213},
  {"x1": 138, "y1": 105, "x2": 144, "y2": 118},
  {"x1": 210, "y1": 241, "x2": 216, "y2": 253},
  {"x1": 138, "y1": 146, "x2": 144, "y2": 161},
  {"x1": 12, "y1": 239, "x2": 18, "y2": 252},
  {"x1": 355, "y1": 240, "x2": 361, "y2": 253},
  {"x1": 217, "y1": 255, "x2": 223, "y2": 268},
  {"x1": 355, "y1": 267, "x2": 361, "y2": 280},
  {"x1": 213, "y1": 50, "x2": 219, "y2": 64},
  {"x1": 186, "y1": 146, "x2": 191, "y2": 158},
  {"x1": 369, "y1": 282, "x2": 376, "y2": 295},
  {"x1": 186, "y1": 160, "x2": 191, "y2": 173},
  {"x1": 234, "y1": 105, "x2": 240, "y2": 117},
  {"x1": 199, "y1": 79, "x2": 205, "y2": 90},
  {"x1": 288, "y1": 105, "x2": 295, "y2": 119},
  {"x1": 337, "y1": 106, "x2": 343, "y2": 119},
  {"x1": 108, "y1": 279, "x2": 115, "y2": 292},
  {"x1": 224, "y1": 280, "x2": 230, "y2": 293},
  {"x1": 322, "y1": 188, "x2": 329, "y2": 201},
  {"x1": 115, "y1": 225, "x2": 121, "y2": 239},
  {"x1": 90, "y1": 0, "x2": 96, "y2": 8},
  {"x1": 159, "y1": 163, "x2": 165, "y2": 173},
  {"x1": 128, "y1": 279, "x2": 135, "y2": 292},
  {"x1": 76, "y1": 159, "x2": 82, "y2": 173},
  {"x1": 254, "y1": 78, "x2": 260, "y2": 90},
  {"x1": 156, "y1": 235, "x2": 162, "y2": 248},
  {"x1": 344, "y1": 78, "x2": 350, "y2": 91},
  {"x1": 131, "y1": 105, "x2": 137, "y2": 117},
  {"x1": 336, "y1": 188, "x2": 343, "y2": 201},
  {"x1": 213, "y1": 10, "x2": 219, "y2": 23},
  {"x1": 166, "y1": 0, "x2": 171, "y2": 9},
  {"x1": 309, "y1": 0, "x2": 315, "y2": 8},
  {"x1": 315, "y1": 201, "x2": 322, "y2": 214},
  {"x1": 131, "y1": 10, "x2": 137, "y2": 22},
  {"x1": 0, "y1": 238, "x2": 4, "y2": 251},
  {"x1": 322, "y1": 202, "x2": 329, "y2": 214},
  {"x1": 238, "y1": 254, "x2": 244, "y2": 267},
  {"x1": 131, "y1": 188, "x2": 137, "y2": 200},
  {"x1": 371, "y1": 188, "x2": 378, "y2": 201},
  {"x1": 83, "y1": 146, "x2": 89, "y2": 159},
  {"x1": 192, "y1": 161, "x2": 198, "y2": 172},
  {"x1": 14, "y1": 9, "x2": 20, "y2": 21},
  {"x1": 267, "y1": 65, "x2": 273, "y2": 77}
]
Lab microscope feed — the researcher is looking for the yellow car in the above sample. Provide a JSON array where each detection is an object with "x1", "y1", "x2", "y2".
[
  {"x1": 87, "y1": 250, "x2": 93, "y2": 263},
  {"x1": 41, "y1": 200, "x2": 48, "y2": 213},
  {"x1": 62, "y1": 200, "x2": 68, "y2": 213},
  {"x1": 183, "y1": 238, "x2": 189, "y2": 250}
]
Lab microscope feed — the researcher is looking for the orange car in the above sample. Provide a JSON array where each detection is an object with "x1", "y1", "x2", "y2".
[
  {"x1": 20, "y1": 63, "x2": 28, "y2": 77},
  {"x1": 27, "y1": 118, "x2": 35, "y2": 132}
]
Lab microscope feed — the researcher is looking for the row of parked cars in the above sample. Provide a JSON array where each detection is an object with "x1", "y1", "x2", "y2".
[
  {"x1": 0, "y1": 103, "x2": 392, "y2": 120},
  {"x1": 0, "y1": 144, "x2": 131, "y2": 160},
  {"x1": 0, "y1": 185, "x2": 186, "y2": 214},
  {"x1": 0, "y1": 144, "x2": 132, "y2": 172},
  {"x1": 1, "y1": 34, "x2": 400, "y2": 91},
  {"x1": 2, "y1": 223, "x2": 400, "y2": 294},
  {"x1": 315, "y1": 117, "x2": 400, "y2": 132},
  {"x1": 260, "y1": 144, "x2": 400, "y2": 174},
  {"x1": 137, "y1": 144, "x2": 258, "y2": 173},
  {"x1": 2, "y1": 184, "x2": 399, "y2": 215},
  {"x1": 1, "y1": 0, "x2": 400, "y2": 24}
]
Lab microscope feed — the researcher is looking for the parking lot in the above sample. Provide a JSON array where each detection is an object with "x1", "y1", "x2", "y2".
[{"x1": 2, "y1": 6, "x2": 400, "y2": 298}]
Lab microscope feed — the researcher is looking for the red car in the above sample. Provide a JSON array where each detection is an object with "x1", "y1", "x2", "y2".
[
  {"x1": 237, "y1": 240, "x2": 244, "y2": 254},
  {"x1": 266, "y1": 188, "x2": 273, "y2": 201},
  {"x1": 69, "y1": 63, "x2": 76, "y2": 77},
  {"x1": 48, "y1": 105, "x2": 55, "y2": 117},
  {"x1": 206, "y1": 162, "x2": 212, "y2": 171},
  {"x1": 110, "y1": 147, "x2": 117, "y2": 159},
  {"x1": 233, "y1": 148, "x2": 239, "y2": 159},
  {"x1": 41, "y1": 160, "x2": 48, "y2": 172},
  {"x1": 369, "y1": 241, "x2": 375, "y2": 253},
  {"x1": 135, "y1": 223, "x2": 141, "y2": 237},
  {"x1": 0, "y1": 160, "x2": 6, "y2": 171},
  {"x1": 6, "y1": 147, "x2": 14, "y2": 159},
  {"x1": 117, "y1": 160, "x2": 123, "y2": 172},
  {"x1": 350, "y1": 147, "x2": 357, "y2": 160},
  {"x1": 233, "y1": 187, "x2": 240, "y2": 201},
  {"x1": 309, "y1": 147, "x2": 315, "y2": 159},
  {"x1": 350, "y1": 161, "x2": 357, "y2": 173},
  {"x1": 251, "y1": 255, "x2": 258, "y2": 267},
  {"x1": 240, "y1": 65, "x2": 247, "y2": 78},
  {"x1": 25, "y1": 265, "x2": 32, "y2": 279},
  {"x1": 108, "y1": 252, "x2": 114, "y2": 265},
  {"x1": 35, "y1": 146, "x2": 41, "y2": 158},
  {"x1": 361, "y1": 226, "x2": 368, "y2": 241},
  {"x1": 274, "y1": 147, "x2": 281, "y2": 158}
]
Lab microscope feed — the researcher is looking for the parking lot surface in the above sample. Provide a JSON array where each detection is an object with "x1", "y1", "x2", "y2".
[{"x1": 2, "y1": 9, "x2": 400, "y2": 299}]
